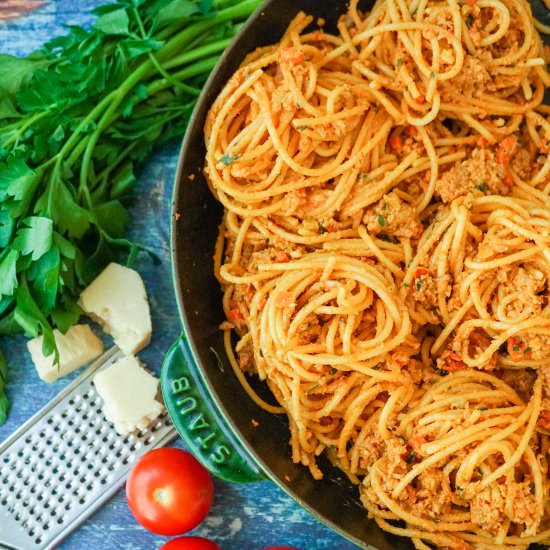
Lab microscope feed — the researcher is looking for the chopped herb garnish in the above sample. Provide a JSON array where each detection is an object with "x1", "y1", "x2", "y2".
[
  {"x1": 358, "y1": 173, "x2": 368, "y2": 180},
  {"x1": 474, "y1": 183, "x2": 488, "y2": 193},
  {"x1": 396, "y1": 434, "x2": 407, "y2": 442},
  {"x1": 373, "y1": 363, "x2": 382, "y2": 370},
  {"x1": 377, "y1": 214, "x2": 387, "y2": 227},
  {"x1": 477, "y1": 406, "x2": 489, "y2": 411},
  {"x1": 465, "y1": 13, "x2": 474, "y2": 27},
  {"x1": 396, "y1": 58, "x2": 403, "y2": 67},
  {"x1": 415, "y1": 278, "x2": 423, "y2": 291},
  {"x1": 477, "y1": 467, "x2": 483, "y2": 476},
  {"x1": 499, "y1": 342, "x2": 509, "y2": 356},
  {"x1": 220, "y1": 153, "x2": 241, "y2": 166},
  {"x1": 296, "y1": 125, "x2": 309, "y2": 131},
  {"x1": 307, "y1": 380, "x2": 323, "y2": 394},
  {"x1": 430, "y1": 71, "x2": 436, "y2": 78},
  {"x1": 438, "y1": 369, "x2": 449, "y2": 376},
  {"x1": 512, "y1": 344, "x2": 521, "y2": 352},
  {"x1": 329, "y1": 367, "x2": 337, "y2": 375},
  {"x1": 319, "y1": 220, "x2": 327, "y2": 234},
  {"x1": 405, "y1": 450, "x2": 417, "y2": 463},
  {"x1": 524, "y1": 347, "x2": 532, "y2": 353}
]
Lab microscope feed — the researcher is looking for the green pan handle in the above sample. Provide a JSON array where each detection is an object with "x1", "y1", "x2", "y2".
[{"x1": 161, "y1": 333, "x2": 266, "y2": 483}]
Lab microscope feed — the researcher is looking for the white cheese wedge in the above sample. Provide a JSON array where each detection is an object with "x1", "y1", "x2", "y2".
[
  {"x1": 79, "y1": 262, "x2": 152, "y2": 355},
  {"x1": 27, "y1": 324, "x2": 104, "y2": 382},
  {"x1": 93, "y1": 355, "x2": 164, "y2": 435}
]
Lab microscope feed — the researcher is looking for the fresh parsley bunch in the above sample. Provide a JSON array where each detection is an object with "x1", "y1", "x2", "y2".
[{"x1": 0, "y1": 0, "x2": 261, "y2": 422}]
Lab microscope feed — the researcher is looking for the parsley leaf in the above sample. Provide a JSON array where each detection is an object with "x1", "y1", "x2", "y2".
[
  {"x1": 474, "y1": 182, "x2": 488, "y2": 193},
  {"x1": 28, "y1": 248, "x2": 61, "y2": 313},
  {"x1": 13, "y1": 217, "x2": 53, "y2": 261},
  {"x1": 377, "y1": 214, "x2": 387, "y2": 227},
  {"x1": 0, "y1": 55, "x2": 48, "y2": 96},
  {"x1": 94, "y1": 9, "x2": 130, "y2": 35},
  {"x1": 220, "y1": 153, "x2": 241, "y2": 166},
  {"x1": 0, "y1": 250, "x2": 19, "y2": 297},
  {"x1": 0, "y1": 209, "x2": 15, "y2": 248},
  {"x1": 405, "y1": 450, "x2": 417, "y2": 463},
  {"x1": 120, "y1": 38, "x2": 164, "y2": 60},
  {"x1": 93, "y1": 201, "x2": 130, "y2": 238},
  {"x1": 35, "y1": 181, "x2": 91, "y2": 239},
  {"x1": 0, "y1": 158, "x2": 40, "y2": 207},
  {"x1": 157, "y1": 0, "x2": 202, "y2": 27},
  {"x1": 0, "y1": 0, "x2": 262, "y2": 425},
  {"x1": 307, "y1": 382, "x2": 321, "y2": 394}
]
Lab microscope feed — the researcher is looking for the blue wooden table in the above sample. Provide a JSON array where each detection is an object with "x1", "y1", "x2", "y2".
[{"x1": 0, "y1": 3, "x2": 359, "y2": 549}]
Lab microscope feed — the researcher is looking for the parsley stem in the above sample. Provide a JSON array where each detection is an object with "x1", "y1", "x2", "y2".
[
  {"x1": 148, "y1": 56, "x2": 220, "y2": 96},
  {"x1": 130, "y1": 6, "x2": 194, "y2": 94},
  {"x1": 1, "y1": 111, "x2": 47, "y2": 148},
  {"x1": 160, "y1": 38, "x2": 232, "y2": 72},
  {"x1": 154, "y1": 0, "x2": 261, "y2": 63},
  {"x1": 60, "y1": 90, "x2": 117, "y2": 165},
  {"x1": 73, "y1": 0, "x2": 260, "y2": 193},
  {"x1": 91, "y1": 141, "x2": 138, "y2": 198}
]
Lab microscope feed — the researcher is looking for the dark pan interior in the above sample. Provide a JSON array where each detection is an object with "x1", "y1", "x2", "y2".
[{"x1": 171, "y1": 1, "x2": 549, "y2": 548}]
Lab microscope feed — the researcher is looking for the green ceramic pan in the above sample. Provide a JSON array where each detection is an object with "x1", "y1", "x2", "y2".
[{"x1": 160, "y1": 1, "x2": 550, "y2": 548}]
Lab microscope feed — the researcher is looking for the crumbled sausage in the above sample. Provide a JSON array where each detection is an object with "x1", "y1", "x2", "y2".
[{"x1": 364, "y1": 191, "x2": 423, "y2": 239}]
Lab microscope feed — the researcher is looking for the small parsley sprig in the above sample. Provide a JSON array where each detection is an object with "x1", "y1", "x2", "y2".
[{"x1": 0, "y1": 0, "x2": 261, "y2": 422}]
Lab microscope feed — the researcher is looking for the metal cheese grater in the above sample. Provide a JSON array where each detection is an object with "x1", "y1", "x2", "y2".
[{"x1": 0, "y1": 347, "x2": 177, "y2": 550}]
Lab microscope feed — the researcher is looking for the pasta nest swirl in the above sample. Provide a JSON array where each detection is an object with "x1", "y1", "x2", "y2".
[
  {"x1": 246, "y1": 251, "x2": 417, "y2": 377},
  {"x1": 406, "y1": 196, "x2": 550, "y2": 372},
  {"x1": 220, "y1": 249, "x2": 420, "y2": 478},
  {"x1": 359, "y1": 371, "x2": 550, "y2": 550},
  {"x1": 345, "y1": 0, "x2": 550, "y2": 138}
]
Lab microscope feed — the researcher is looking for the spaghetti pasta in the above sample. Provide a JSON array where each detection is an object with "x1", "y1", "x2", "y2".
[{"x1": 202, "y1": 0, "x2": 550, "y2": 547}]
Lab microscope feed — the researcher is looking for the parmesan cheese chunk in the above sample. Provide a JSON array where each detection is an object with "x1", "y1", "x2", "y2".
[
  {"x1": 93, "y1": 355, "x2": 164, "y2": 435},
  {"x1": 27, "y1": 324, "x2": 104, "y2": 382},
  {"x1": 79, "y1": 262, "x2": 152, "y2": 355}
]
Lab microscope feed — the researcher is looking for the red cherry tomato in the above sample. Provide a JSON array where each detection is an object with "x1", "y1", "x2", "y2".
[
  {"x1": 126, "y1": 448, "x2": 214, "y2": 536},
  {"x1": 160, "y1": 537, "x2": 222, "y2": 550}
]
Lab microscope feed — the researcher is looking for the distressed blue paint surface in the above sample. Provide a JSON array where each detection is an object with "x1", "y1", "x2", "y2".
[{"x1": 0, "y1": 3, "x2": 360, "y2": 549}]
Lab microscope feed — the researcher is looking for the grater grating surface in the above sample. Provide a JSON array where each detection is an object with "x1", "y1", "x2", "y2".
[{"x1": 0, "y1": 347, "x2": 177, "y2": 550}]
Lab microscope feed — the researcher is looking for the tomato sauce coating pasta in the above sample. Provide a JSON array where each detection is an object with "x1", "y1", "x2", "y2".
[{"x1": 204, "y1": 0, "x2": 550, "y2": 547}]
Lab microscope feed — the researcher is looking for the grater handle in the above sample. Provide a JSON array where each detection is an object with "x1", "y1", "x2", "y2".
[{"x1": 160, "y1": 334, "x2": 266, "y2": 483}]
